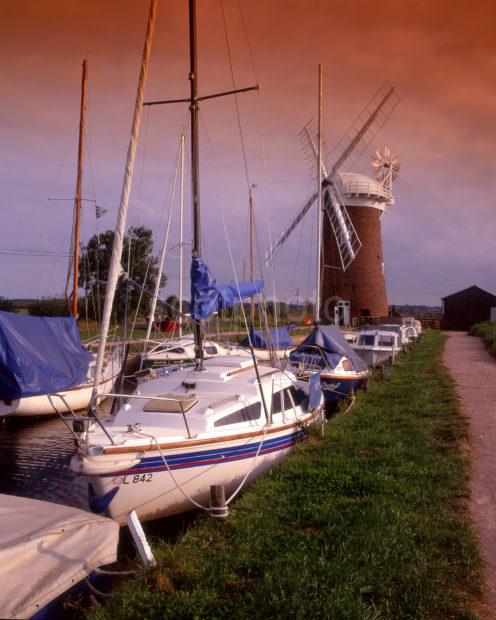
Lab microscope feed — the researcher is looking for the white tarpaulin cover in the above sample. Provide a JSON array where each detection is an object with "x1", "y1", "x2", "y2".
[{"x1": 0, "y1": 494, "x2": 119, "y2": 619}]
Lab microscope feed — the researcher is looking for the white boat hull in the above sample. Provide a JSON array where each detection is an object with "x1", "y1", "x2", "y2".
[
  {"x1": 75, "y1": 424, "x2": 308, "y2": 524},
  {"x1": 0, "y1": 349, "x2": 123, "y2": 418}
]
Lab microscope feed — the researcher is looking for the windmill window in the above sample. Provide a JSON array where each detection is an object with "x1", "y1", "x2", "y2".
[
  {"x1": 351, "y1": 285, "x2": 357, "y2": 293},
  {"x1": 214, "y1": 402, "x2": 261, "y2": 427}
]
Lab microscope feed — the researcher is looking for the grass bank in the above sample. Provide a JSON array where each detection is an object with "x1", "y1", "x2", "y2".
[
  {"x1": 469, "y1": 322, "x2": 496, "y2": 358},
  {"x1": 92, "y1": 331, "x2": 482, "y2": 619}
]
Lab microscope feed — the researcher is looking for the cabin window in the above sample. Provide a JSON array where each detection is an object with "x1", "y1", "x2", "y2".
[
  {"x1": 342, "y1": 358, "x2": 354, "y2": 372},
  {"x1": 271, "y1": 391, "x2": 283, "y2": 415},
  {"x1": 214, "y1": 402, "x2": 261, "y2": 427},
  {"x1": 167, "y1": 347, "x2": 185, "y2": 354},
  {"x1": 289, "y1": 386, "x2": 309, "y2": 413},
  {"x1": 204, "y1": 345, "x2": 218, "y2": 355},
  {"x1": 283, "y1": 386, "x2": 308, "y2": 413},
  {"x1": 358, "y1": 335, "x2": 375, "y2": 347},
  {"x1": 378, "y1": 336, "x2": 394, "y2": 347}
]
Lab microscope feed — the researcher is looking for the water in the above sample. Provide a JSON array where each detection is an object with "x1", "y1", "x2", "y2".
[{"x1": 0, "y1": 415, "x2": 87, "y2": 509}]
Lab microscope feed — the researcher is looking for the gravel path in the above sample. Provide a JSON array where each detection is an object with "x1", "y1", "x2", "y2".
[{"x1": 443, "y1": 331, "x2": 496, "y2": 617}]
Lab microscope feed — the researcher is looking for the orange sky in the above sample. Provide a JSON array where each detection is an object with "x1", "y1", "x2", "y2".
[{"x1": 1, "y1": 0, "x2": 495, "y2": 305}]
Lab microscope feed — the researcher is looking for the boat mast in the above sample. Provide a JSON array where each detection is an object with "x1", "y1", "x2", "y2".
[
  {"x1": 72, "y1": 59, "x2": 87, "y2": 319},
  {"x1": 179, "y1": 131, "x2": 185, "y2": 338},
  {"x1": 189, "y1": 0, "x2": 203, "y2": 370},
  {"x1": 315, "y1": 64, "x2": 323, "y2": 323},
  {"x1": 91, "y1": 0, "x2": 157, "y2": 398}
]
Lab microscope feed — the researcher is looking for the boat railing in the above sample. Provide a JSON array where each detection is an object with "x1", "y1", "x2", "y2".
[
  {"x1": 289, "y1": 345, "x2": 328, "y2": 377},
  {"x1": 49, "y1": 392, "x2": 117, "y2": 446},
  {"x1": 87, "y1": 392, "x2": 193, "y2": 440}
]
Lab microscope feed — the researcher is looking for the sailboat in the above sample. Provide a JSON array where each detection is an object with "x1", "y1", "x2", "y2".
[
  {"x1": 0, "y1": 61, "x2": 122, "y2": 418},
  {"x1": 284, "y1": 66, "x2": 369, "y2": 408},
  {"x1": 69, "y1": 0, "x2": 322, "y2": 524}
]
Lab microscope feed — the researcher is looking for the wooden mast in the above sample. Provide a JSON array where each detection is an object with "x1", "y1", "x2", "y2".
[{"x1": 72, "y1": 59, "x2": 87, "y2": 318}]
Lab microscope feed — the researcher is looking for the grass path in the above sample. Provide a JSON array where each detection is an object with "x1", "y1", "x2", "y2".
[{"x1": 92, "y1": 331, "x2": 482, "y2": 619}]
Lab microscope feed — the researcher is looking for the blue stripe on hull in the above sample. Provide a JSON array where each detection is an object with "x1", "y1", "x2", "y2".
[{"x1": 101, "y1": 429, "x2": 307, "y2": 477}]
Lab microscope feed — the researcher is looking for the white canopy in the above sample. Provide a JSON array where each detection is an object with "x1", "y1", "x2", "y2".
[{"x1": 0, "y1": 494, "x2": 119, "y2": 619}]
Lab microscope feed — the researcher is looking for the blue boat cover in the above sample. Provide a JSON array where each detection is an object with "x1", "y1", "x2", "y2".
[
  {"x1": 190, "y1": 257, "x2": 264, "y2": 321},
  {"x1": 289, "y1": 324, "x2": 368, "y2": 373},
  {"x1": 0, "y1": 311, "x2": 93, "y2": 400},
  {"x1": 240, "y1": 326, "x2": 293, "y2": 349}
]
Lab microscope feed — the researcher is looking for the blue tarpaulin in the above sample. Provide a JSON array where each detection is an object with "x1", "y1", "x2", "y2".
[
  {"x1": 289, "y1": 324, "x2": 368, "y2": 373},
  {"x1": 240, "y1": 326, "x2": 293, "y2": 349},
  {"x1": 0, "y1": 311, "x2": 93, "y2": 400},
  {"x1": 190, "y1": 257, "x2": 264, "y2": 321}
]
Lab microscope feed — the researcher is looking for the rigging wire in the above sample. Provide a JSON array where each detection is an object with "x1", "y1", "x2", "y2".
[
  {"x1": 135, "y1": 106, "x2": 151, "y2": 228},
  {"x1": 219, "y1": 0, "x2": 251, "y2": 193}
]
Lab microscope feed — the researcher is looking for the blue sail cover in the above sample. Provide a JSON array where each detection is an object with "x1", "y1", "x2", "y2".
[
  {"x1": 190, "y1": 257, "x2": 264, "y2": 321},
  {"x1": 289, "y1": 324, "x2": 368, "y2": 373},
  {"x1": 0, "y1": 311, "x2": 93, "y2": 400},
  {"x1": 240, "y1": 326, "x2": 293, "y2": 349}
]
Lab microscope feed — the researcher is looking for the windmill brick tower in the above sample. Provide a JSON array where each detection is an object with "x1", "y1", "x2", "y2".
[
  {"x1": 266, "y1": 83, "x2": 400, "y2": 325},
  {"x1": 321, "y1": 171, "x2": 393, "y2": 323}
]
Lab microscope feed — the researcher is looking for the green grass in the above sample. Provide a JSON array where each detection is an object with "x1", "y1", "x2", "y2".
[
  {"x1": 90, "y1": 331, "x2": 482, "y2": 619},
  {"x1": 469, "y1": 322, "x2": 496, "y2": 358}
]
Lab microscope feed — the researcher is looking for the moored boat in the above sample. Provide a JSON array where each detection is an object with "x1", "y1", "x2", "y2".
[
  {"x1": 69, "y1": 0, "x2": 323, "y2": 525},
  {"x1": 289, "y1": 324, "x2": 368, "y2": 407},
  {"x1": 0, "y1": 311, "x2": 122, "y2": 418},
  {"x1": 353, "y1": 328, "x2": 401, "y2": 367},
  {"x1": 71, "y1": 356, "x2": 317, "y2": 523}
]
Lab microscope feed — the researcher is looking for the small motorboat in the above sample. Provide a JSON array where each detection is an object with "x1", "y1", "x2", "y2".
[
  {"x1": 403, "y1": 316, "x2": 422, "y2": 336},
  {"x1": 353, "y1": 328, "x2": 402, "y2": 367},
  {"x1": 372, "y1": 323, "x2": 410, "y2": 348},
  {"x1": 288, "y1": 324, "x2": 368, "y2": 408},
  {"x1": 70, "y1": 356, "x2": 320, "y2": 524}
]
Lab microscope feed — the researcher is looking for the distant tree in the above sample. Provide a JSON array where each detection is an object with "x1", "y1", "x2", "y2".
[
  {"x1": 278, "y1": 302, "x2": 288, "y2": 321},
  {"x1": 164, "y1": 294, "x2": 180, "y2": 320},
  {"x1": 78, "y1": 226, "x2": 166, "y2": 322},
  {"x1": 0, "y1": 297, "x2": 14, "y2": 312},
  {"x1": 28, "y1": 297, "x2": 69, "y2": 317}
]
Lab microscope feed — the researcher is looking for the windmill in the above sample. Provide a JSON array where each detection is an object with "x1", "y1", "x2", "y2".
[
  {"x1": 371, "y1": 146, "x2": 401, "y2": 190},
  {"x1": 267, "y1": 81, "x2": 400, "y2": 324}
]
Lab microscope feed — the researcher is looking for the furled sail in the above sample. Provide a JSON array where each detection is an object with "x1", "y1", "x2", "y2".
[{"x1": 190, "y1": 257, "x2": 264, "y2": 321}]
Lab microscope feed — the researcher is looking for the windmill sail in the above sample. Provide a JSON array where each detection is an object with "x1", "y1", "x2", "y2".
[
  {"x1": 267, "y1": 81, "x2": 399, "y2": 268},
  {"x1": 322, "y1": 183, "x2": 361, "y2": 271}
]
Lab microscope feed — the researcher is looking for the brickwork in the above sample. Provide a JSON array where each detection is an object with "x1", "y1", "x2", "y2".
[{"x1": 320, "y1": 205, "x2": 388, "y2": 322}]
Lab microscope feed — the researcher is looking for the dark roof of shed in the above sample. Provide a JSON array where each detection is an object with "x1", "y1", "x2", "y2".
[{"x1": 441, "y1": 285, "x2": 496, "y2": 301}]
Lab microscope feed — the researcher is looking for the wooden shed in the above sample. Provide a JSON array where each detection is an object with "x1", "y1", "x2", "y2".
[{"x1": 441, "y1": 285, "x2": 496, "y2": 331}]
